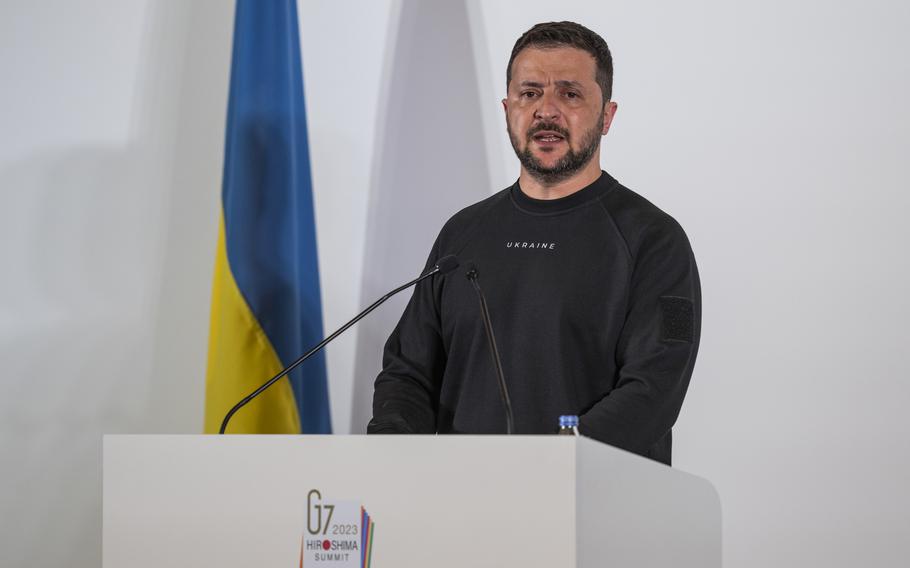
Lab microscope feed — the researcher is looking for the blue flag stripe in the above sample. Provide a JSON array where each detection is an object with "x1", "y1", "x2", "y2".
[{"x1": 221, "y1": 0, "x2": 331, "y2": 433}]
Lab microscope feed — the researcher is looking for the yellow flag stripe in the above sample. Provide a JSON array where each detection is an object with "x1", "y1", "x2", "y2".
[{"x1": 204, "y1": 212, "x2": 301, "y2": 434}]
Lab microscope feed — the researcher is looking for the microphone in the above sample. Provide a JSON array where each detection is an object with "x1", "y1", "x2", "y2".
[
  {"x1": 465, "y1": 264, "x2": 514, "y2": 435},
  {"x1": 219, "y1": 254, "x2": 460, "y2": 434}
]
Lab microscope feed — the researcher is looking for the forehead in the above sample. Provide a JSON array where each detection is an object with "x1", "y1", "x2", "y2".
[{"x1": 509, "y1": 46, "x2": 598, "y2": 86}]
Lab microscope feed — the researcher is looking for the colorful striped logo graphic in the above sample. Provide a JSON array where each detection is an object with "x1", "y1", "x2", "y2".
[{"x1": 361, "y1": 507, "x2": 375, "y2": 568}]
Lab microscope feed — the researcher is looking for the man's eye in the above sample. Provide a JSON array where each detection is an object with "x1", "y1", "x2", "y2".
[
  {"x1": 521, "y1": 91, "x2": 537, "y2": 98},
  {"x1": 565, "y1": 91, "x2": 579, "y2": 99}
]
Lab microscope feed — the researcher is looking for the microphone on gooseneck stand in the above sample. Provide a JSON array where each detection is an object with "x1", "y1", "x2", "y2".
[
  {"x1": 219, "y1": 254, "x2": 461, "y2": 434},
  {"x1": 465, "y1": 264, "x2": 515, "y2": 435}
]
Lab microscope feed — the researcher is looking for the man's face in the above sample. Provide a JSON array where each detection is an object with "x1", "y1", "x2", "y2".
[{"x1": 503, "y1": 46, "x2": 617, "y2": 184}]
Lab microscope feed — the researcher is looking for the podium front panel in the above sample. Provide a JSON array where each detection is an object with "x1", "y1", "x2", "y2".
[{"x1": 104, "y1": 435, "x2": 577, "y2": 568}]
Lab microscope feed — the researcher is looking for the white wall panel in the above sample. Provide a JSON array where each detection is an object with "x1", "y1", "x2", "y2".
[
  {"x1": 299, "y1": 0, "x2": 397, "y2": 436},
  {"x1": 0, "y1": 2, "x2": 232, "y2": 566}
]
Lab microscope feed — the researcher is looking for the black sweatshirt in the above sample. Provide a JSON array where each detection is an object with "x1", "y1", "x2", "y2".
[{"x1": 369, "y1": 172, "x2": 700, "y2": 465}]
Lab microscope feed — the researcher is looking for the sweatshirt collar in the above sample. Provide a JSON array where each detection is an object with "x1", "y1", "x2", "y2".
[{"x1": 510, "y1": 171, "x2": 618, "y2": 215}]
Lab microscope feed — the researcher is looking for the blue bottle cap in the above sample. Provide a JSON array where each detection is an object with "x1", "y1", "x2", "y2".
[{"x1": 558, "y1": 415, "x2": 579, "y2": 428}]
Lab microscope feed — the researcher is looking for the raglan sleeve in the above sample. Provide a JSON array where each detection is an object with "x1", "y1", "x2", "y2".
[
  {"x1": 367, "y1": 241, "x2": 446, "y2": 434},
  {"x1": 578, "y1": 213, "x2": 701, "y2": 457}
]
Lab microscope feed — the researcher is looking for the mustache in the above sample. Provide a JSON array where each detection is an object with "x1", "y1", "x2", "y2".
[{"x1": 527, "y1": 123, "x2": 570, "y2": 140}]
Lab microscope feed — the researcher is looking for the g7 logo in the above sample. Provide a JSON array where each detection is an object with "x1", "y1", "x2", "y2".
[{"x1": 306, "y1": 489, "x2": 335, "y2": 536}]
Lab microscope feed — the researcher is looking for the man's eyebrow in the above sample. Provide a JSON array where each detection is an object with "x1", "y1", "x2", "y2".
[
  {"x1": 517, "y1": 80, "x2": 586, "y2": 89},
  {"x1": 555, "y1": 80, "x2": 584, "y2": 89}
]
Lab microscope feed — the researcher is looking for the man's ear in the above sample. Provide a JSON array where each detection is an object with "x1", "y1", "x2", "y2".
[{"x1": 602, "y1": 100, "x2": 618, "y2": 135}]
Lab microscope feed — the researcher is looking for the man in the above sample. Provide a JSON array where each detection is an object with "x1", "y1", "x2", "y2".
[{"x1": 368, "y1": 21, "x2": 700, "y2": 466}]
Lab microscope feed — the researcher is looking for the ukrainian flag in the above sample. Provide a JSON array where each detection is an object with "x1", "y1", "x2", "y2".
[{"x1": 204, "y1": 0, "x2": 331, "y2": 434}]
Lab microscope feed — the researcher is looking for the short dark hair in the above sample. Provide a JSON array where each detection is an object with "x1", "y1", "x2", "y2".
[{"x1": 507, "y1": 21, "x2": 613, "y2": 103}]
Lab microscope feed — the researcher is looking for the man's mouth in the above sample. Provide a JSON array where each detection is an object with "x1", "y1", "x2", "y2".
[{"x1": 531, "y1": 130, "x2": 566, "y2": 144}]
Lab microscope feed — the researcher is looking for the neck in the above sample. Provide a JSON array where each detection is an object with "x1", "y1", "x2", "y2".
[{"x1": 518, "y1": 158, "x2": 603, "y2": 200}]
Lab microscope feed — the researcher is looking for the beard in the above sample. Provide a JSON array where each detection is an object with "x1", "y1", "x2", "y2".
[{"x1": 508, "y1": 113, "x2": 603, "y2": 186}]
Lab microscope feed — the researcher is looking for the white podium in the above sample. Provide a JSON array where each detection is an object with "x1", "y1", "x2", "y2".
[{"x1": 103, "y1": 435, "x2": 720, "y2": 568}]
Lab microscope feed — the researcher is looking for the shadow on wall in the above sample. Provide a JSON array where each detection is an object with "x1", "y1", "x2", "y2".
[{"x1": 349, "y1": 0, "x2": 493, "y2": 433}]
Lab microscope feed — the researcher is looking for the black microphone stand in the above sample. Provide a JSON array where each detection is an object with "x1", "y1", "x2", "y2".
[{"x1": 466, "y1": 266, "x2": 514, "y2": 435}]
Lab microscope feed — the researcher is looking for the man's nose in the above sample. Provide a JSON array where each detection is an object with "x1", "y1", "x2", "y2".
[{"x1": 533, "y1": 92, "x2": 561, "y2": 121}]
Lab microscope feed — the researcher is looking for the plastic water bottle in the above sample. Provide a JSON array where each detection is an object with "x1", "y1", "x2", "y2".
[{"x1": 557, "y1": 415, "x2": 580, "y2": 436}]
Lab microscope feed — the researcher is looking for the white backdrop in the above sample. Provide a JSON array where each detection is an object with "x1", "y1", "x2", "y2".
[{"x1": 1, "y1": 1, "x2": 908, "y2": 567}]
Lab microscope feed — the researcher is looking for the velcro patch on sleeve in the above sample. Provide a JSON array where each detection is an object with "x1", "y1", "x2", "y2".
[{"x1": 659, "y1": 296, "x2": 694, "y2": 343}]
